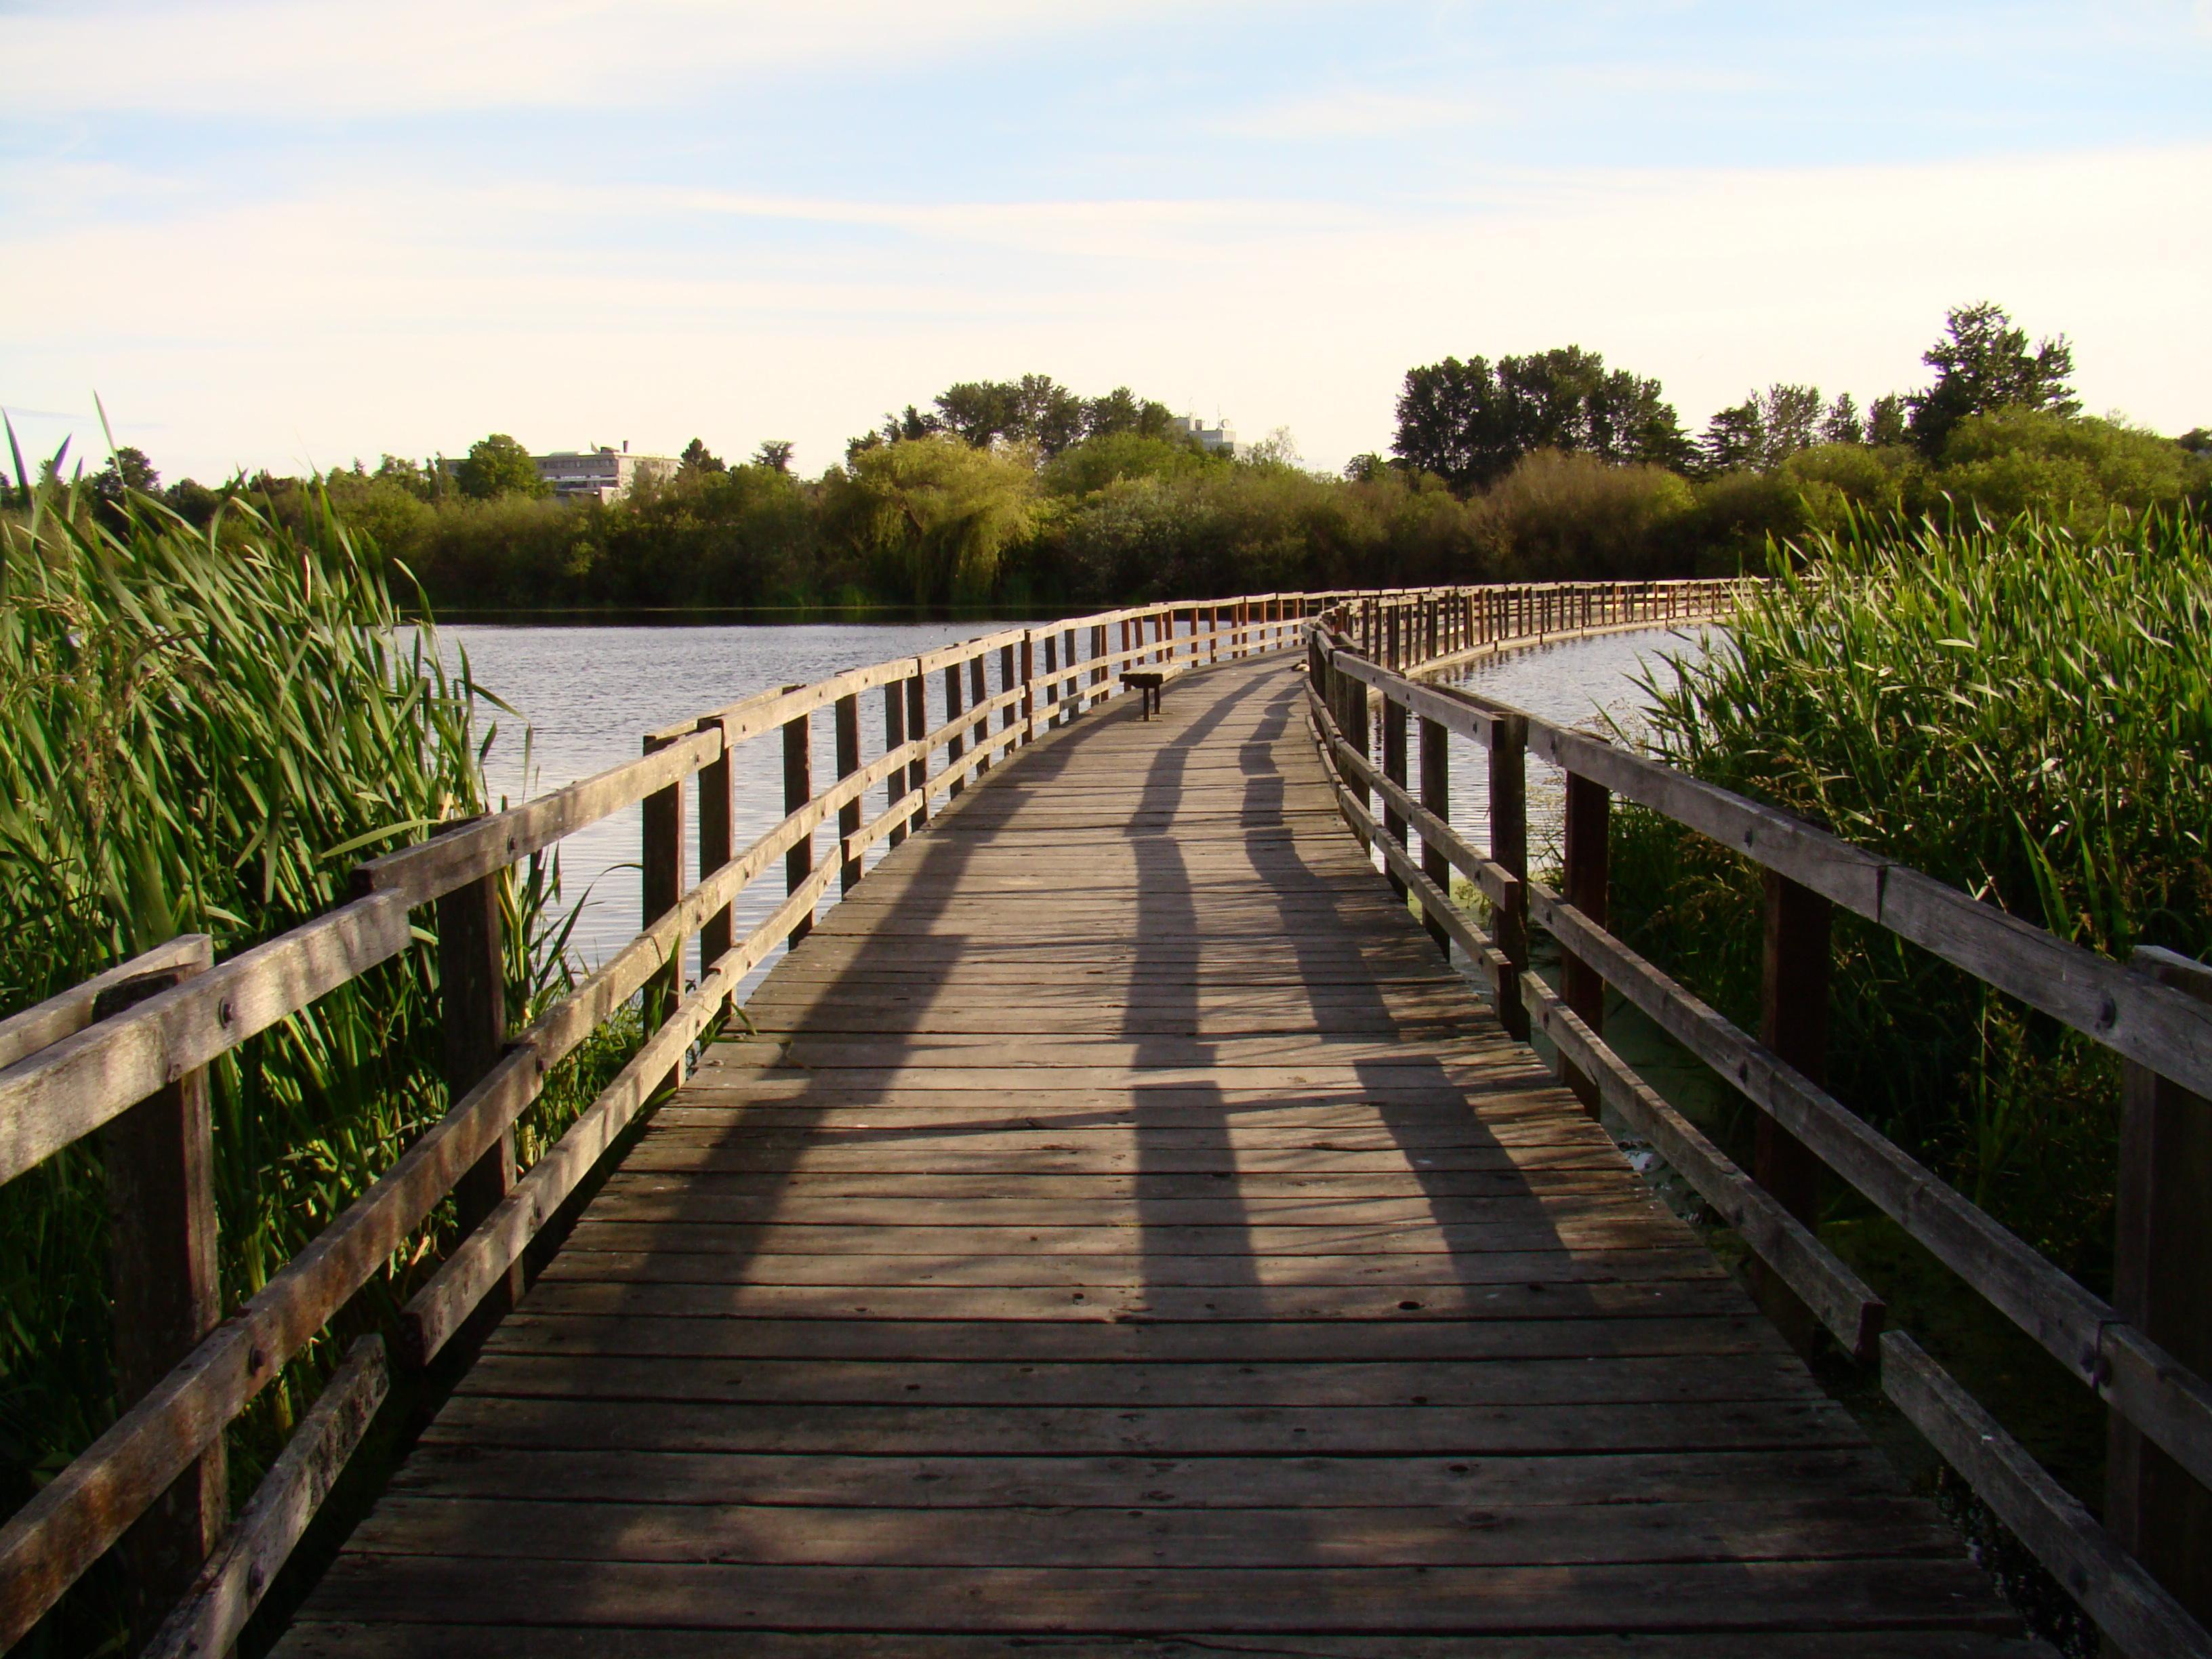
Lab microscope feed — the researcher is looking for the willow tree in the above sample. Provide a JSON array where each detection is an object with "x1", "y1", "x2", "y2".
[{"x1": 830, "y1": 434, "x2": 1041, "y2": 603}]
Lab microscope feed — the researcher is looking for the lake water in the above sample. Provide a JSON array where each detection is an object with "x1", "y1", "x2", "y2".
[{"x1": 437, "y1": 618, "x2": 1710, "y2": 983}]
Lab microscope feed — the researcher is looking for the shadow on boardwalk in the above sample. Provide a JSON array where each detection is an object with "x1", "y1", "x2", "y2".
[{"x1": 272, "y1": 657, "x2": 2034, "y2": 1655}]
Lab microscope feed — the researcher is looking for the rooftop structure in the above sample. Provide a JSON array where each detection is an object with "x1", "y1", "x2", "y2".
[
  {"x1": 1165, "y1": 414, "x2": 1242, "y2": 457},
  {"x1": 534, "y1": 442, "x2": 676, "y2": 504}
]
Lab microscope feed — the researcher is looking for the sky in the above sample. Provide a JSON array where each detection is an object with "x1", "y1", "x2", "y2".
[{"x1": 4, "y1": 0, "x2": 2210, "y2": 483}]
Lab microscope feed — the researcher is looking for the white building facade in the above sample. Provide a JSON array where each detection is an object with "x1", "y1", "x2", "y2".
[{"x1": 534, "y1": 443, "x2": 676, "y2": 504}]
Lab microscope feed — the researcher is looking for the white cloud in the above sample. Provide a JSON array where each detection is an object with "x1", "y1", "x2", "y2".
[
  {"x1": 5, "y1": 146, "x2": 2205, "y2": 481},
  {"x1": 0, "y1": 0, "x2": 1203, "y2": 115},
  {"x1": 1221, "y1": 89, "x2": 1481, "y2": 138}
]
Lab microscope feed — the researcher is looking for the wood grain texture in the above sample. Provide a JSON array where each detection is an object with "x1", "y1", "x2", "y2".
[{"x1": 276, "y1": 654, "x2": 2021, "y2": 1653}]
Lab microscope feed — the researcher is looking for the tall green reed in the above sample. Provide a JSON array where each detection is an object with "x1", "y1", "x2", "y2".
[
  {"x1": 1614, "y1": 506, "x2": 2212, "y2": 1278},
  {"x1": 0, "y1": 474, "x2": 631, "y2": 1652}
]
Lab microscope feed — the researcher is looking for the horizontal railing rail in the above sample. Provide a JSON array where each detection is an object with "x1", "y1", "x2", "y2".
[
  {"x1": 1305, "y1": 587, "x2": 2212, "y2": 1658},
  {"x1": 7, "y1": 580, "x2": 1708, "y2": 1652}
]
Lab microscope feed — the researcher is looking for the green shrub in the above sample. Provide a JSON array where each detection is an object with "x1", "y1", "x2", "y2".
[{"x1": 1473, "y1": 449, "x2": 1694, "y2": 579}]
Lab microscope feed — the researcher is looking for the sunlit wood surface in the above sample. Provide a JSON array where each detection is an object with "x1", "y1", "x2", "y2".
[{"x1": 276, "y1": 657, "x2": 2035, "y2": 1655}]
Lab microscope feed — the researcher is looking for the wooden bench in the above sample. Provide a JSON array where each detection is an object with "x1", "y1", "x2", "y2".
[{"x1": 1120, "y1": 663, "x2": 1186, "y2": 719}]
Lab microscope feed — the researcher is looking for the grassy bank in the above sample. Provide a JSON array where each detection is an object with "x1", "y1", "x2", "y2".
[{"x1": 0, "y1": 485, "x2": 632, "y2": 1653}]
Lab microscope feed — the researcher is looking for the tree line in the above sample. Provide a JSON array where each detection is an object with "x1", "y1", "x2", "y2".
[{"x1": 26, "y1": 305, "x2": 2208, "y2": 611}]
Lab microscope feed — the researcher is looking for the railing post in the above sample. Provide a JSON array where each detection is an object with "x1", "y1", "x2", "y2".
[
  {"x1": 1346, "y1": 674, "x2": 1372, "y2": 823},
  {"x1": 882, "y1": 680, "x2": 909, "y2": 851},
  {"x1": 1062, "y1": 627, "x2": 1078, "y2": 715},
  {"x1": 1382, "y1": 695, "x2": 1410, "y2": 901},
  {"x1": 98, "y1": 949, "x2": 224, "y2": 1635},
  {"x1": 2108, "y1": 945, "x2": 2212, "y2": 1626},
  {"x1": 999, "y1": 643, "x2": 1018, "y2": 742},
  {"x1": 642, "y1": 733, "x2": 688, "y2": 1095},
  {"x1": 697, "y1": 716, "x2": 733, "y2": 995},
  {"x1": 783, "y1": 707, "x2": 815, "y2": 946},
  {"x1": 942, "y1": 660, "x2": 966, "y2": 799},
  {"x1": 967, "y1": 656, "x2": 989, "y2": 772},
  {"x1": 1021, "y1": 632, "x2": 1036, "y2": 743},
  {"x1": 904, "y1": 663, "x2": 928, "y2": 829},
  {"x1": 1418, "y1": 714, "x2": 1450, "y2": 956},
  {"x1": 1090, "y1": 625, "x2": 1107, "y2": 696},
  {"x1": 442, "y1": 856, "x2": 523, "y2": 1309},
  {"x1": 835, "y1": 693, "x2": 863, "y2": 891},
  {"x1": 1041, "y1": 633, "x2": 1059, "y2": 729},
  {"x1": 1489, "y1": 712, "x2": 1529, "y2": 1040},
  {"x1": 1559, "y1": 771, "x2": 1610, "y2": 1115},
  {"x1": 1757, "y1": 870, "x2": 1832, "y2": 1348}
]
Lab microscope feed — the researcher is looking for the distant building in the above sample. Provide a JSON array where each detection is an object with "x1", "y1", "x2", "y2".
[
  {"x1": 1165, "y1": 415, "x2": 1243, "y2": 458},
  {"x1": 534, "y1": 442, "x2": 676, "y2": 504}
]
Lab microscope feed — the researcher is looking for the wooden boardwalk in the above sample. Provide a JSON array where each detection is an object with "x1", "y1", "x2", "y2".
[{"x1": 279, "y1": 656, "x2": 2033, "y2": 1655}]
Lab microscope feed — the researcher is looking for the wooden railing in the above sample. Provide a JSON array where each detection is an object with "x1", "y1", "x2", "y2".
[
  {"x1": 1306, "y1": 589, "x2": 2212, "y2": 1658},
  {"x1": 7, "y1": 579, "x2": 1739, "y2": 1652}
]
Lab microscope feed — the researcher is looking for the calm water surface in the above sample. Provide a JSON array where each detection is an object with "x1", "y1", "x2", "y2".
[{"x1": 438, "y1": 619, "x2": 1708, "y2": 979}]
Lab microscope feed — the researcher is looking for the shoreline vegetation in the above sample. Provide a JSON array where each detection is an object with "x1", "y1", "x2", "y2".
[
  {"x1": 22, "y1": 302, "x2": 2205, "y2": 615},
  {"x1": 0, "y1": 491, "x2": 638, "y2": 1656}
]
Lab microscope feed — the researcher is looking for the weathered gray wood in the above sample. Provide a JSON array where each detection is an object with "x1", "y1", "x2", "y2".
[
  {"x1": 96, "y1": 958, "x2": 226, "y2": 1635},
  {"x1": 782, "y1": 705, "x2": 815, "y2": 947},
  {"x1": 354, "y1": 726, "x2": 720, "y2": 905},
  {"x1": 641, "y1": 729, "x2": 689, "y2": 1094},
  {"x1": 1529, "y1": 881, "x2": 2212, "y2": 1491},
  {"x1": 1756, "y1": 870, "x2": 1830, "y2": 1350},
  {"x1": 1520, "y1": 975, "x2": 1883, "y2": 1361},
  {"x1": 0, "y1": 890, "x2": 413, "y2": 1185},
  {"x1": 402, "y1": 863, "x2": 836, "y2": 1363},
  {"x1": 0, "y1": 933, "x2": 211, "y2": 1071},
  {"x1": 1559, "y1": 769, "x2": 1609, "y2": 1117},
  {"x1": 1884, "y1": 1331, "x2": 2212, "y2": 1659},
  {"x1": 143, "y1": 1336, "x2": 389, "y2": 1659},
  {"x1": 2109, "y1": 945, "x2": 2212, "y2": 1626},
  {"x1": 439, "y1": 865, "x2": 520, "y2": 1327},
  {"x1": 834, "y1": 693, "x2": 863, "y2": 893}
]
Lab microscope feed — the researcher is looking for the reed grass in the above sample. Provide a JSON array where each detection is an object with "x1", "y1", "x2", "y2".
[
  {"x1": 1612, "y1": 506, "x2": 2212, "y2": 1279},
  {"x1": 0, "y1": 474, "x2": 632, "y2": 1653}
]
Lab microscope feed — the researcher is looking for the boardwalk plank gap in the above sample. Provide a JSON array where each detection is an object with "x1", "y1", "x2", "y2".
[{"x1": 281, "y1": 657, "x2": 2038, "y2": 1652}]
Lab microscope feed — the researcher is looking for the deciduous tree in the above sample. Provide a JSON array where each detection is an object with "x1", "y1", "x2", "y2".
[
  {"x1": 453, "y1": 433, "x2": 548, "y2": 500},
  {"x1": 1906, "y1": 302, "x2": 2078, "y2": 456}
]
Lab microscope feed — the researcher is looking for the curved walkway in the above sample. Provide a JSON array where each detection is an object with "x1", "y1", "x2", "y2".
[{"x1": 277, "y1": 657, "x2": 2037, "y2": 1656}]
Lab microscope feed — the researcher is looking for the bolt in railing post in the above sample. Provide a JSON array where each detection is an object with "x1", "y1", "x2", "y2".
[
  {"x1": 1755, "y1": 869, "x2": 1832, "y2": 1349},
  {"x1": 904, "y1": 665, "x2": 928, "y2": 830},
  {"x1": 1559, "y1": 771, "x2": 1610, "y2": 1117},
  {"x1": 835, "y1": 693, "x2": 863, "y2": 891},
  {"x1": 1382, "y1": 695, "x2": 1410, "y2": 901},
  {"x1": 942, "y1": 660, "x2": 966, "y2": 799},
  {"x1": 882, "y1": 680, "x2": 909, "y2": 851},
  {"x1": 1418, "y1": 714, "x2": 1450, "y2": 956},
  {"x1": 697, "y1": 716, "x2": 734, "y2": 1015},
  {"x1": 783, "y1": 708, "x2": 815, "y2": 947},
  {"x1": 98, "y1": 949, "x2": 224, "y2": 1635},
  {"x1": 1490, "y1": 712, "x2": 1530, "y2": 1042},
  {"x1": 2108, "y1": 946, "x2": 2212, "y2": 1625},
  {"x1": 642, "y1": 732, "x2": 688, "y2": 1092}
]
